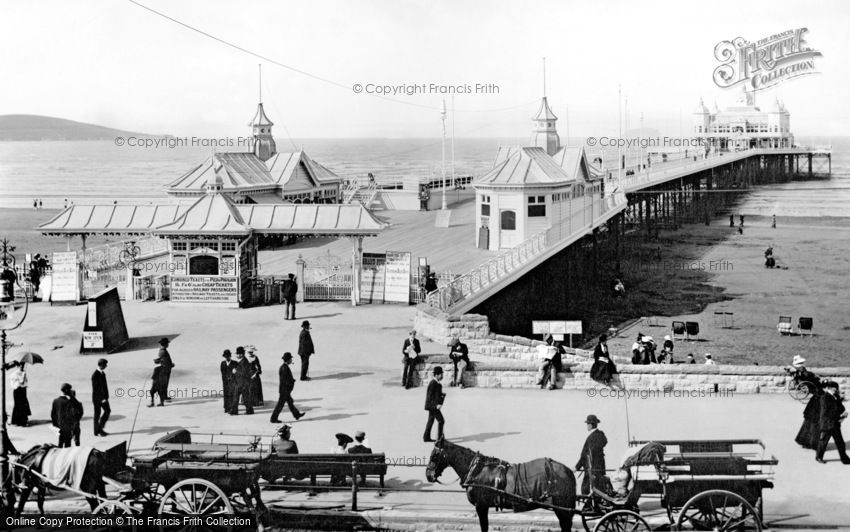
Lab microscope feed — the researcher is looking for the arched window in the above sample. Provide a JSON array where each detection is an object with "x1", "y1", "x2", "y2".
[
  {"x1": 189, "y1": 255, "x2": 219, "y2": 275},
  {"x1": 500, "y1": 210, "x2": 516, "y2": 230}
]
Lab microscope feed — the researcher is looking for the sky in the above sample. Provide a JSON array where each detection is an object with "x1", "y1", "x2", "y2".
[{"x1": 1, "y1": 0, "x2": 848, "y2": 139}]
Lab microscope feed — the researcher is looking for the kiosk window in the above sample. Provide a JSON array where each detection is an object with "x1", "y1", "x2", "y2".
[{"x1": 189, "y1": 255, "x2": 220, "y2": 275}]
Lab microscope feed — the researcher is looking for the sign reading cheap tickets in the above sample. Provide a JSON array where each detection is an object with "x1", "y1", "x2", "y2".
[{"x1": 171, "y1": 275, "x2": 238, "y2": 305}]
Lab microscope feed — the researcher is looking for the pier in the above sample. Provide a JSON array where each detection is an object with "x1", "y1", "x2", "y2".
[{"x1": 422, "y1": 145, "x2": 831, "y2": 338}]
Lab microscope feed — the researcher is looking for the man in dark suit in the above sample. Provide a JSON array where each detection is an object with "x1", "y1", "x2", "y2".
[
  {"x1": 220, "y1": 350, "x2": 237, "y2": 413},
  {"x1": 298, "y1": 321, "x2": 315, "y2": 381},
  {"x1": 270, "y1": 352, "x2": 304, "y2": 423},
  {"x1": 576, "y1": 414, "x2": 608, "y2": 495},
  {"x1": 815, "y1": 381, "x2": 850, "y2": 464},
  {"x1": 51, "y1": 383, "x2": 75, "y2": 448},
  {"x1": 230, "y1": 347, "x2": 254, "y2": 415},
  {"x1": 402, "y1": 330, "x2": 421, "y2": 389},
  {"x1": 423, "y1": 366, "x2": 446, "y2": 442},
  {"x1": 91, "y1": 358, "x2": 110, "y2": 436},
  {"x1": 158, "y1": 338, "x2": 175, "y2": 401},
  {"x1": 282, "y1": 273, "x2": 298, "y2": 320}
]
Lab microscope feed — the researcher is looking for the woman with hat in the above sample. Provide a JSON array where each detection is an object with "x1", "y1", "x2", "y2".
[
  {"x1": 272, "y1": 424, "x2": 299, "y2": 456},
  {"x1": 220, "y1": 350, "x2": 237, "y2": 413},
  {"x1": 246, "y1": 346, "x2": 264, "y2": 407},
  {"x1": 330, "y1": 433, "x2": 354, "y2": 485},
  {"x1": 590, "y1": 334, "x2": 618, "y2": 387},
  {"x1": 10, "y1": 362, "x2": 31, "y2": 427}
]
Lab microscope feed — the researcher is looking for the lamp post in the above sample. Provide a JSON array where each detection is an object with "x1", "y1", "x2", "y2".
[
  {"x1": 440, "y1": 99, "x2": 448, "y2": 211},
  {"x1": 1, "y1": 238, "x2": 29, "y2": 511}
]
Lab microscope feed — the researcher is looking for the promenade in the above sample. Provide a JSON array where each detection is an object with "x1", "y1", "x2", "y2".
[{"x1": 4, "y1": 300, "x2": 849, "y2": 530}]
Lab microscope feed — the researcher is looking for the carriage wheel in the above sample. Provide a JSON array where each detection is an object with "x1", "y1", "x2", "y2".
[
  {"x1": 593, "y1": 510, "x2": 651, "y2": 532},
  {"x1": 789, "y1": 382, "x2": 812, "y2": 402},
  {"x1": 158, "y1": 479, "x2": 234, "y2": 516},
  {"x1": 675, "y1": 489, "x2": 762, "y2": 531},
  {"x1": 92, "y1": 501, "x2": 137, "y2": 531}
]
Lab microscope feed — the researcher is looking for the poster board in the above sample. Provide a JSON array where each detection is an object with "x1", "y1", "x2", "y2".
[
  {"x1": 384, "y1": 251, "x2": 412, "y2": 304},
  {"x1": 80, "y1": 287, "x2": 129, "y2": 353},
  {"x1": 50, "y1": 251, "x2": 80, "y2": 304},
  {"x1": 171, "y1": 276, "x2": 238, "y2": 305},
  {"x1": 360, "y1": 252, "x2": 387, "y2": 303}
]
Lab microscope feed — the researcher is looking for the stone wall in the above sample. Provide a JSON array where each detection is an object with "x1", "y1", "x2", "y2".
[{"x1": 413, "y1": 308, "x2": 850, "y2": 393}]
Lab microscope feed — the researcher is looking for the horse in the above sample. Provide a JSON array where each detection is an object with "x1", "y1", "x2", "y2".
[
  {"x1": 10, "y1": 442, "x2": 127, "y2": 516},
  {"x1": 425, "y1": 436, "x2": 576, "y2": 532}
]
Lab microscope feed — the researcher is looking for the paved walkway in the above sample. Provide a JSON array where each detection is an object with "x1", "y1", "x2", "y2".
[{"x1": 4, "y1": 300, "x2": 849, "y2": 529}]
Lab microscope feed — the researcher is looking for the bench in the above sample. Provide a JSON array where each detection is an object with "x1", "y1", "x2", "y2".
[{"x1": 263, "y1": 453, "x2": 388, "y2": 492}]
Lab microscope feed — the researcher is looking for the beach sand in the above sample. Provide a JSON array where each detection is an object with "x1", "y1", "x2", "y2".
[{"x1": 606, "y1": 214, "x2": 850, "y2": 367}]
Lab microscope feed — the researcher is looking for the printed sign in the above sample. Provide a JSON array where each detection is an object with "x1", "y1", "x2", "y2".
[
  {"x1": 219, "y1": 256, "x2": 236, "y2": 276},
  {"x1": 564, "y1": 321, "x2": 583, "y2": 334},
  {"x1": 82, "y1": 331, "x2": 104, "y2": 349},
  {"x1": 51, "y1": 251, "x2": 80, "y2": 303},
  {"x1": 361, "y1": 252, "x2": 387, "y2": 303},
  {"x1": 171, "y1": 276, "x2": 238, "y2": 304},
  {"x1": 384, "y1": 251, "x2": 412, "y2": 304},
  {"x1": 713, "y1": 28, "x2": 822, "y2": 91}
]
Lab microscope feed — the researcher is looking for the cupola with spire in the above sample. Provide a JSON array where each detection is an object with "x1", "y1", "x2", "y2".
[
  {"x1": 529, "y1": 58, "x2": 560, "y2": 156},
  {"x1": 250, "y1": 65, "x2": 277, "y2": 162}
]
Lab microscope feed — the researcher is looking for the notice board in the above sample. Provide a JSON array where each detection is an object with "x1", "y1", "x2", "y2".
[
  {"x1": 171, "y1": 276, "x2": 238, "y2": 305},
  {"x1": 80, "y1": 287, "x2": 129, "y2": 353},
  {"x1": 51, "y1": 251, "x2": 80, "y2": 304},
  {"x1": 360, "y1": 252, "x2": 387, "y2": 303},
  {"x1": 384, "y1": 251, "x2": 412, "y2": 304}
]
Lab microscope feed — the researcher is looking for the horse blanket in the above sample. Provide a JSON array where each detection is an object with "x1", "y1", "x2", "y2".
[
  {"x1": 622, "y1": 442, "x2": 666, "y2": 468},
  {"x1": 38, "y1": 446, "x2": 93, "y2": 490},
  {"x1": 502, "y1": 458, "x2": 560, "y2": 512}
]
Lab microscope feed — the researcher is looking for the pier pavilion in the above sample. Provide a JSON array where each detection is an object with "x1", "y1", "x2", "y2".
[
  {"x1": 693, "y1": 89, "x2": 794, "y2": 150},
  {"x1": 38, "y1": 177, "x2": 385, "y2": 308},
  {"x1": 165, "y1": 101, "x2": 342, "y2": 204},
  {"x1": 475, "y1": 96, "x2": 603, "y2": 250}
]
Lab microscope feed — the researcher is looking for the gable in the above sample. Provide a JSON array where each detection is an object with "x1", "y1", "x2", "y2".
[{"x1": 284, "y1": 160, "x2": 318, "y2": 192}]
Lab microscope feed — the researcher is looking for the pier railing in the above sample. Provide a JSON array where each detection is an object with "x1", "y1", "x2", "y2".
[{"x1": 426, "y1": 189, "x2": 627, "y2": 312}]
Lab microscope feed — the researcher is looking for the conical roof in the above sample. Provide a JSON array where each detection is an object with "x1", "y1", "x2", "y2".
[
  {"x1": 533, "y1": 97, "x2": 558, "y2": 121},
  {"x1": 250, "y1": 102, "x2": 274, "y2": 127}
]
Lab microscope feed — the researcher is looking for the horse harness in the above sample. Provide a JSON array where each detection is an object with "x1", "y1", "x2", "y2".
[{"x1": 463, "y1": 453, "x2": 558, "y2": 511}]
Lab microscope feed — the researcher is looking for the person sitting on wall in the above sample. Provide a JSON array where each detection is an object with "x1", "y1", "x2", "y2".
[{"x1": 272, "y1": 424, "x2": 299, "y2": 456}]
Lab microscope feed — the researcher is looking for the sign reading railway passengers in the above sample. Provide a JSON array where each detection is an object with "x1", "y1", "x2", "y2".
[
  {"x1": 384, "y1": 251, "x2": 412, "y2": 303},
  {"x1": 171, "y1": 275, "x2": 238, "y2": 305},
  {"x1": 361, "y1": 252, "x2": 387, "y2": 303},
  {"x1": 50, "y1": 251, "x2": 80, "y2": 304}
]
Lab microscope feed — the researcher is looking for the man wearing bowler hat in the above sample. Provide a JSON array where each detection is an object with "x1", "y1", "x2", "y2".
[
  {"x1": 423, "y1": 366, "x2": 446, "y2": 442},
  {"x1": 816, "y1": 381, "x2": 850, "y2": 464},
  {"x1": 270, "y1": 352, "x2": 305, "y2": 423},
  {"x1": 576, "y1": 414, "x2": 608, "y2": 495},
  {"x1": 282, "y1": 273, "x2": 298, "y2": 320},
  {"x1": 51, "y1": 383, "x2": 76, "y2": 447},
  {"x1": 157, "y1": 338, "x2": 175, "y2": 401},
  {"x1": 91, "y1": 358, "x2": 110, "y2": 436},
  {"x1": 230, "y1": 347, "x2": 254, "y2": 415},
  {"x1": 298, "y1": 321, "x2": 315, "y2": 381}
]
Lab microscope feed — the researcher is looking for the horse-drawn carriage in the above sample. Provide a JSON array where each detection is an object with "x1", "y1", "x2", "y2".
[
  {"x1": 426, "y1": 436, "x2": 777, "y2": 532},
  {"x1": 4, "y1": 429, "x2": 388, "y2": 529}
]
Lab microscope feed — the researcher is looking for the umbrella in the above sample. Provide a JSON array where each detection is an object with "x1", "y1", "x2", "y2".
[{"x1": 14, "y1": 352, "x2": 44, "y2": 365}]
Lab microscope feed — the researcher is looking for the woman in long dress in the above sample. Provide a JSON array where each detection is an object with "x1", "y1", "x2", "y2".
[
  {"x1": 247, "y1": 349, "x2": 264, "y2": 407},
  {"x1": 590, "y1": 335, "x2": 618, "y2": 386},
  {"x1": 11, "y1": 362, "x2": 31, "y2": 427},
  {"x1": 795, "y1": 391, "x2": 821, "y2": 449}
]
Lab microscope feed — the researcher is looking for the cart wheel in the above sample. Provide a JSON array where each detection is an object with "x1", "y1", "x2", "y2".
[
  {"x1": 593, "y1": 510, "x2": 650, "y2": 532},
  {"x1": 92, "y1": 501, "x2": 137, "y2": 531},
  {"x1": 676, "y1": 489, "x2": 762, "y2": 531},
  {"x1": 158, "y1": 478, "x2": 234, "y2": 516},
  {"x1": 789, "y1": 382, "x2": 812, "y2": 402}
]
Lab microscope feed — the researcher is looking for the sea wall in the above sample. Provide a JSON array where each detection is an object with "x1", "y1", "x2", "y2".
[{"x1": 413, "y1": 307, "x2": 850, "y2": 392}]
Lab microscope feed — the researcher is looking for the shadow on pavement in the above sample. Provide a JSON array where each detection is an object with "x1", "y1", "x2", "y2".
[
  {"x1": 312, "y1": 371, "x2": 373, "y2": 381},
  {"x1": 122, "y1": 334, "x2": 180, "y2": 352},
  {"x1": 451, "y1": 432, "x2": 522, "y2": 443}
]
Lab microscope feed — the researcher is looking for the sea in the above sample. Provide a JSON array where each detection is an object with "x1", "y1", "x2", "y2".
[{"x1": 0, "y1": 136, "x2": 848, "y2": 216}]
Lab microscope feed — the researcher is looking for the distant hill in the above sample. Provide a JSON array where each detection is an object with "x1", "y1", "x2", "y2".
[{"x1": 0, "y1": 114, "x2": 167, "y2": 141}]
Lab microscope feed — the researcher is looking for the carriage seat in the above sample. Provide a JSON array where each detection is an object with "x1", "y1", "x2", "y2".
[{"x1": 591, "y1": 486, "x2": 631, "y2": 506}]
